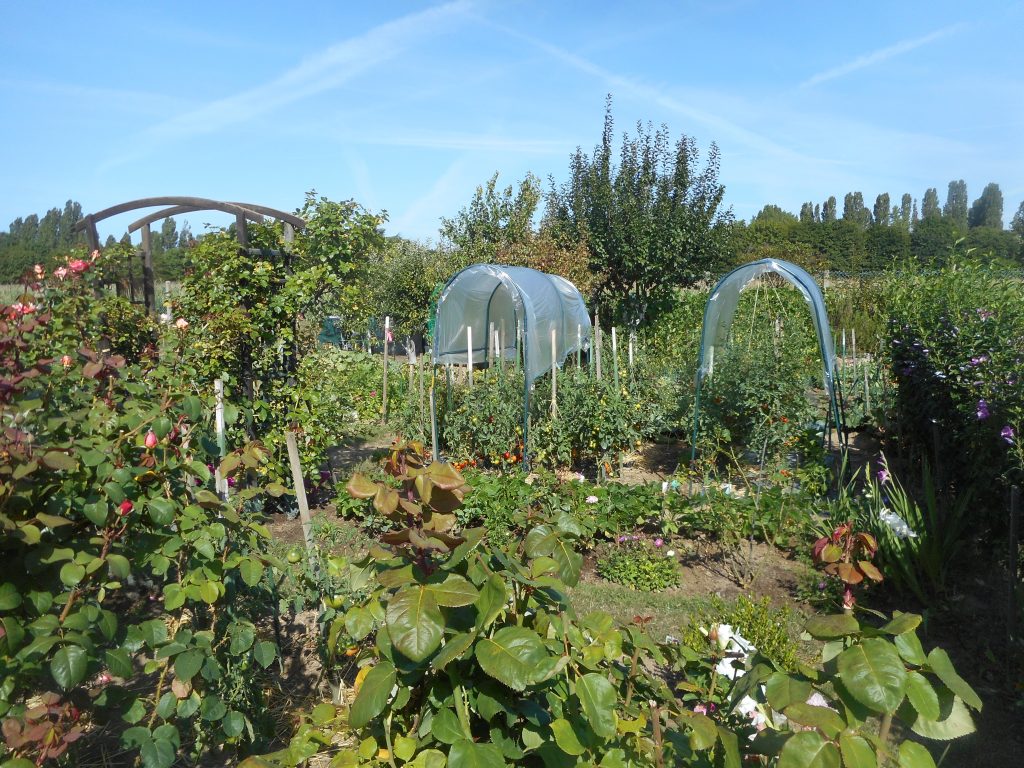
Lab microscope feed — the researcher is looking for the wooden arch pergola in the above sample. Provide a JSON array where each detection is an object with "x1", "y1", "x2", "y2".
[{"x1": 74, "y1": 196, "x2": 306, "y2": 315}]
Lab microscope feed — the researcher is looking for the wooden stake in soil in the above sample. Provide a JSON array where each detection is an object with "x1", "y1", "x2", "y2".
[
  {"x1": 628, "y1": 332, "x2": 635, "y2": 387},
  {"x1": 1009, "y1": 485, "x2": 1020, "y2": 646},
  {"x1": 418, "y1": 354, "x2": 425, "y2": 439},
  {"x1": 214, "y1": 379, "x2": 228, "y2": 500},
  {"x1": 284, "y1": 431, "x2": 314, "y2": 550},
  {"x1": 611, "y1": 326, "x2": 620, "y2": 390},
  {"x1": 595, "y1": 313, "x2": 602, "y2": 381},
  {"x1": 550, "y1": 327, "x2": 558, "y2": 418},
  {"x1": 467, "y1": 325, "x2": 473, "y2": 389},
  {"x1": 577, "y1": 324, "x2": 582, "y2": 368},
  {"x1": 382, "y1": 316, "x2": 390, "y2": 422}
]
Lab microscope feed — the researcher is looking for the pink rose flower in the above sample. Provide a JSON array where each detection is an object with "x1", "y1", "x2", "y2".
[
  {"x1": 54, "y1": 266, "x2": 68, "y2": 280},
  {"x1": 144, "y1": 431, "x2": 158, "y2": 449}
]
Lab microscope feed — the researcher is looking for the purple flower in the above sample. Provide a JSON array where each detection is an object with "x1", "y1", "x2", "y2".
[
  {"x1": 976, "y1": 399, "x2": 990, "y2": 420},
  {"x1": 1002, "y1": 425, "x2": 1016, "y2": 444},
  {"x1": 654, "y1": 538, "x2": 664, "y2": 548},
  {"x1": 969, "y1": 355, "x2": 988, "y2": 367},
  {"x1": 617, "y1": 535, "x2": 626, "y2": 543},
  {"x1": 877, "y1": 468, "x2": 889, "y2": 485}
]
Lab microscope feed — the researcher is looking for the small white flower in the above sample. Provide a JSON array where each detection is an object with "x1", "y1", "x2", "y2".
[
  {"x1": 665, "y1": 549, "x2": 676, "y2": 558},
  {"x1": 585, "y1": 495, "x2": 599, "y2": 504}
]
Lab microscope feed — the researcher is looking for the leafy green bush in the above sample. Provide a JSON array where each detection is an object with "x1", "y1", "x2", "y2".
[
  {"x1": 597, "y1": 537, "x2": 680, "y2": 591},
  {"x1": 680, "y1": 595, "x2": 799, "y2": 670},
  {"x1": 886, "y1": 259, "x2": 1024, "y2": 509},
  {"x1": 0, "y1": 258, "x2": 284, "y2": 766}
]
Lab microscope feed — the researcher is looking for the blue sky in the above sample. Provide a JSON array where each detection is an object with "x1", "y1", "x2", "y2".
[{"x1": 2, "y1": 0, "x2": 1022, "y2": 243}]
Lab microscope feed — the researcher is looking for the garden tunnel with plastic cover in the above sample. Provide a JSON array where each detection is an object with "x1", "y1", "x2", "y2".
[
  {"x1": 430, "y1": 264, "x2": 593, "y2": 464},
  {"x1": 691, "y1": 258, "x2": 845, "y2": 461}
]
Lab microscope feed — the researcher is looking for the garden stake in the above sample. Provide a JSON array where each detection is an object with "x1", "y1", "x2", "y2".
[
  {"x1": 284, "y1": 431, "x2": 314, "y2": 550},
  {"x1": 495, "y1": 328, "x2": 503, "y2": 375},
  {"x1": 595, "y1": 313, "x2": 602, "y2": 380},
  {"x1": 429, "y1": 385, "x2": 439, "y2": 462},
  {"x1": 489, "y1": 321, "x2": 495, "y2": 371},
  {"x1": 418, "y1": 354, "x2": 425, "y2": 439},
  {"x1": 611, "y1": 326, "x2": 620, "y2": 390},
  {"x1": 494, "y1": 329, "x2": 501, "y2": 379},
  {"x1": 382, "y1": 316, "x2": 390, "y2": 422},
  {"x1": 1009, "y1": 485, "x2": 1020, "y2": 649},
  {"x1": 863, "y1": 361, "x2": 871, "y2": 417},
  {"x1": 628, "y1": 331, "x2": 635, "y2": 389},
  {"x1": 466, "y1": 324, "x2": 473, "y2": 389},
  {"x1": 214, "y1": 379, "x2": 228, "y2": 499},
  {"x1": 550, "y1": 327, "x2": 557, "y2": 419},
  {"x1": 577, "y1": 324, "x2": 582, "y2": 368}
]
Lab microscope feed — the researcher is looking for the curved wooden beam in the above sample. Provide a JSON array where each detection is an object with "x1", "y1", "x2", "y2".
[
  {"x1": 74, "y1": 196, "x2": 238, "y2": 230},
  {"x1": 127, "y1": 204, "x2": 265, "y2": 234},
  {"x1": 75, "y1": 196, "x2": 306, "y2": 232},
  {"x1": 225, "y1": 202, "x2": 305, "y2": 229}
]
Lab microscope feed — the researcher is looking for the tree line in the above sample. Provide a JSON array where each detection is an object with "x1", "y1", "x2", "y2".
[
  {"x1": 0, "y1": 204, "x2": 194, "y2": 283},
  {"x1": 734, "y1": 180, "x2": 1024, "y2": 274}
]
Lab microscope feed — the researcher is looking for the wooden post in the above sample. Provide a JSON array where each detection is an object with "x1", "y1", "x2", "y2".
[
  {"x1": 140, "y1": 224, "x2": 156, "y2": 316},
  {"x1": 628, "y1": 332, "x2": 635, "y2": 387},
  {"x1": 577, "y1": 324, "x2": 582, "y2": 368},
  {"x1": 550, "y1": 327, "x2": 557, "y2": 419},
  {"x1": 488, "y1": 321, "x2": 495, "y2": 370},
  {"x1": 214, "y1": 379, "x2": 228, "y2": 499},
  {"x1": 430, "y1": 385, "x2": 439, "y2": 461},
  {"x1": 515, "y1": 320, "x2": 522, "y2": 373},
  {"x1": 467, "y1": 325, "x2": 473, "y2": 389},
  {"x1": 493, "y1": 329, "x2": 501, "y2": 378},
  {"x1": 863, "y1": 362, "x2": 871, "y2": 416},
  {"x1": 408, "y1": 340, "x2": 416, "y2": 395},
  {"x1": 595, "y1": 313, "x2": 602, "y2": 380},
  {"x1": 611, "y1": 326, "x2": 620, "y2": 391},
  {"x1": 418, "y1": 354, "x2": 425, "y2": 438},
  {"x1": 284, "y1": 432, "x2": 314, "y2": 550},
  {"x1": 1009, "y1": 485, "x2": 1020, "y2": 647},
  {"x1": 382, "y1": 316, "x2": 390, "y2": 422}
]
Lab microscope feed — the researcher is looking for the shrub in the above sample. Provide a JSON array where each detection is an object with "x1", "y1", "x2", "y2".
[
  {"x1": 597, "y1": 537, "x2": 680, "y2": 591},
  {"x1": 0, "y1": 257, "x2": 284, "y2": 766},
  {"x1": 680, "y1": 595, "x2": 799, "y2": 671}
]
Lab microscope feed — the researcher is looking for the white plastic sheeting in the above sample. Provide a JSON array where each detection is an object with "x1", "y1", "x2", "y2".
[
  {"x1": 692, "y1": 258, "x2": 843, "y2": 453},
  {"x1": 432, "y1": 264, "x2": 592, "y2": 386}
]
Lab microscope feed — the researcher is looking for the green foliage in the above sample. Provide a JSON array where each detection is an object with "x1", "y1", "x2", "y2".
[
  {"x1": 545, "y1": 97, "x2": 732, "y2": 328},
  {"x1": 679, "y1": 595, "x2": 799, "y2": 671},
  {"x1": 886, "y1": 259, "x2": 1024, "y2": 508},
  {"x1": 0, "y1": 258, "x2": 283, "y2": 766},
  {"x1": 862, "y1": 460, "x2": 972, "y2": 604},
  {"x1": 597, "y1": 537, "x2": 680, "y2": 591}
]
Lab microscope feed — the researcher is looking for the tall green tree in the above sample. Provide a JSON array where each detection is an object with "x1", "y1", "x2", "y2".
[
  {"x1": 967, "y1": 182, "x2": 1004, "y2": 229},
  {"x1": 899, "y1": 193, "x2": 912, "y2": 228},
  {"x1": 921, "y1": 188, "x2": 941, "y2": 219},
  {"x1": 872, "y1": 193, "x2": 891, "y2": 226},
  {"x1": 842, "y1": 192, "x2": 871, "y2": 228},
  {"x1": 821, "y1": 196, "x2": 837, "y2": 223},
  {"x1": 943, "y1": 179, "x2": 969, "y2": 231},
  {"x1": 545, "y1": 100, "x2": 731, "y2": 327},
  {"x1": 1012, "y1": 200, "x2": 1024, "y2": 238},
  {"x1": 440, "y1": 171, "x2": 541, "y2": 262}
]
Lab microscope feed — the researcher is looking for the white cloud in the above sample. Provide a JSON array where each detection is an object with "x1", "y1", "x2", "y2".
[
  {"x1": 801, "y1": 24, "x2": 965, "y2": 88},
  {"x1": 107, "y1": 1, "x2": 472, "y2": 165}
]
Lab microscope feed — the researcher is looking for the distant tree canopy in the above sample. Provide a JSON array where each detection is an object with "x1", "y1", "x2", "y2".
[
  {"x1": 727, "y1": 179, "x2": 1022, "y2": 272},
  {"x1": 0, "y1": 200, "x2": 197, "y2": 283}
]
